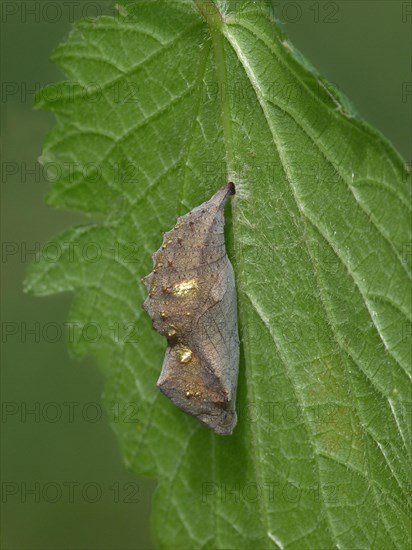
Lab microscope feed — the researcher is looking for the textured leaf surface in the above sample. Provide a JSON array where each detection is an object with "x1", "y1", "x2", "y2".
[{"x1": 26, "y1": 1, "x2": 411, "y2": 548}]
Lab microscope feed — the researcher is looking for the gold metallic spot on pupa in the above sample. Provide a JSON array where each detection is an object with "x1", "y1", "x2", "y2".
[
  {"x1": 172, "y1": 279, "x2": 198, "y2": 298},
  {"x1": 162, "y1": 239, "x2": 172, "y2": 250},
  {"x1": 175, "y1": 344, "x2": 193, "y2": 364}
]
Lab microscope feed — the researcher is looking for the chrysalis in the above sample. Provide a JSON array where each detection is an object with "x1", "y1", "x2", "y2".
[{"x1": 142, "y1": 183, "x2": 239, "y2": 435}]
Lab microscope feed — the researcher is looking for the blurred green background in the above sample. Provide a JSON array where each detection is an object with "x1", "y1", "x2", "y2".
[{"x1": 1, "y1": 1, "x2": 410, "y2": 549}]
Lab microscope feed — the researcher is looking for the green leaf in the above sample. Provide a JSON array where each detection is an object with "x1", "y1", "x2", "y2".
[{"x1": 25, "y1": 0, "x2": 411, "y2": 548}]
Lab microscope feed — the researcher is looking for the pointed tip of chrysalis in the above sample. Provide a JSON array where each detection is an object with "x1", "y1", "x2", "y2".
[
  {"x1": 208, "y1": 182, "x2": 236, "y2": 211},
  {"x1": 227, "y1": 181, "x2": 235, "y2": 195}
]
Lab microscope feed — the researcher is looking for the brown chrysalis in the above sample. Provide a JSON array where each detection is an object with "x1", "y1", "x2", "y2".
[{"x1": 142, "y1": 183, "x2": 239, "y2": 435}]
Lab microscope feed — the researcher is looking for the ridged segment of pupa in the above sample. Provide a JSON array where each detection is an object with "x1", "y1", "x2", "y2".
[{"x1": 142, "y1": 183, "x2": 239, "y2": 435}]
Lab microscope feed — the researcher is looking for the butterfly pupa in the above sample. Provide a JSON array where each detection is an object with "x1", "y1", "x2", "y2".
[{"x1": 142, "y1": 183, "x2": 239, "y2": 435}]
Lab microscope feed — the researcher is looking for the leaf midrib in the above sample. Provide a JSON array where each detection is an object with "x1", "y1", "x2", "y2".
[{"x1": 193, "y1": 1, "x2": 281, "y2": 548}]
